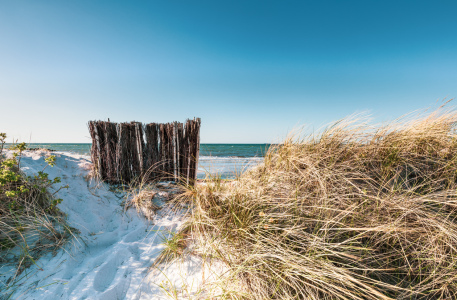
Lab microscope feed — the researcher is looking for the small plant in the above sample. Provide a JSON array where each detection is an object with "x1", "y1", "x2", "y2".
[
  {"x1": 48, "y1": 198, "x2": 63, "y2": 211},
  {"x1": 0, "y1": 132, "x2": 6, "y2": 155},
  {"x1": 152, "y1": 230, "x2": 189, "y2": 269},
  {"x1": 10, "y1": 142, "x2": 27, "y2": 167},
  {"x1": 44, "y1": 154, "x2": 56, "y2": 167},
  {"x1": 162, "y1": 231, "x2": 187, "y2": 258}
]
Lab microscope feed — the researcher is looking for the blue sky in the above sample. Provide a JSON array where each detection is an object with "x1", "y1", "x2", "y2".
[{"x1": 1, "y1": 0, "x2": 456, "y2": 143}]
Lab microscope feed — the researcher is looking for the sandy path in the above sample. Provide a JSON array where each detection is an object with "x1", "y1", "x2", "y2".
[{"x1": 1, "y1": 151, "x2": 214, "y2": 300}]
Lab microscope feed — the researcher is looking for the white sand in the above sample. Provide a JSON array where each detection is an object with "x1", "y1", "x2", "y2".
[{"x1": 0, "y1": 151, "x2": 220, "y2": 299}]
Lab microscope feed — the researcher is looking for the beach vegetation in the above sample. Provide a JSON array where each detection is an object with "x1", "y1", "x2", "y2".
[
  {"x1": 160, "y1": 231, "x2": 188, "y2": 263},
  {"x1": 0, "y1": 134, "x2": 73, "y2": 294},
  {"x1": 181, "y1": 104, "x2": 457, "y2": 299}
]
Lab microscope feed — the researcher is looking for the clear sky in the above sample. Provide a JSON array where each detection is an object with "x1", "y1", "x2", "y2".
[{"x1": 1, "y1": 1, "x2": 456, "y2": 143}]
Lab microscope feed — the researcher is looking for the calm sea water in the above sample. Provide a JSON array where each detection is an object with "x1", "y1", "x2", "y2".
[{"x1": 6, "y1": 143, "x2": 269, "y2": 179}]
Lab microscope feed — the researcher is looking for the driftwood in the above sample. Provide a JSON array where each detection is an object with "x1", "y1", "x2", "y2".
[{"x1": 88, "y1": 118, "x2": 201, "y2": 185}]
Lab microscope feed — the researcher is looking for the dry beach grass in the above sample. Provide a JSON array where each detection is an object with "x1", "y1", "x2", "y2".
[{"x1": 180, "y1": 104, "x2": 457, "y2": 299}]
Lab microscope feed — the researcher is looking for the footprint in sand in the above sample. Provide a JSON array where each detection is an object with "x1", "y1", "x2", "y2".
[
  {"x1": 98, "y1": 271, "x2": 131, "y2": 300},
  {"x1": 122, "y1": 227, "x2": 147, "y2": 243},
  {"x1": 93, "y1": 250, "x2": 127, "y2": 292}
]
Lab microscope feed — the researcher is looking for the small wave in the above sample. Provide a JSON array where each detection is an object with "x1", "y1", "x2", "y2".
[{"x1": 199, "y1": 156, "x2": 264, "y2": 160}]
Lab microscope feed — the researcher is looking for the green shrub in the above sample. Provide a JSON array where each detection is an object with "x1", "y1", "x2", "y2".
[{"x1": 0, "y1": 133, "x2": 73, "y2": 295}]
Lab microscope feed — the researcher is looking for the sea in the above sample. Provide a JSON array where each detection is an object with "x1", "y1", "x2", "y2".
[{"x1": 8, "y1": 143, "x2": 269, "y2": 179}]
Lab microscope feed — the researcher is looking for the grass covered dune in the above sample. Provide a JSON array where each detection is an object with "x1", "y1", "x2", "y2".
[{"x1": 184, "y1": 105, "x2": 457, "y2": 299}]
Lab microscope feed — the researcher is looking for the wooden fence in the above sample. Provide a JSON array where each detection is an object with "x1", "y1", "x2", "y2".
[{"x1": 88, "y1": 118, "x2": 201, "y2": 185}]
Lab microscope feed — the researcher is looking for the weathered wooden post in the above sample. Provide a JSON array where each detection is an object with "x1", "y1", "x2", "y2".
[{"x1": 144, "y1": 123, "x2": 160, "y2": 180}]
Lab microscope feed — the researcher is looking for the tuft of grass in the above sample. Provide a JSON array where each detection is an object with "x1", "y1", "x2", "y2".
[
  {"x1": 161, "y1": 231, "x2": 188, "y2": 261},
  {"x1": 125, "y1": 168, "x2": 187, "y2": 220},
  {"x1": 152, "y1": 230, "x2": 190, "y2": 270},
  {"x1": 184, "y1": 103, "x2": 457, "y2": 299},
  {"x1": 126, "y1": 187, "x2": 161, "y2": 220}
]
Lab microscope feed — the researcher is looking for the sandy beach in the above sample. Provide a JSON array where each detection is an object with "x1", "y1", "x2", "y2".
[{"x1": 2, "y1": 1, "x2": 457, "y2": 298}]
